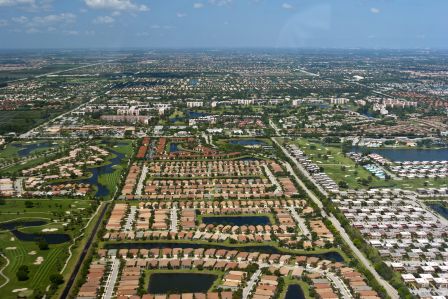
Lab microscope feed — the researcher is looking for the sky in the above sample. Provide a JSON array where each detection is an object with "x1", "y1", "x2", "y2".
[{"x1": 0, "y1": 0, "x2": 447, "y2": 49}]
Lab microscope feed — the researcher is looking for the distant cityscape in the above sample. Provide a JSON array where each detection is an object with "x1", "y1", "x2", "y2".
[{"x1": 0, "y1": 48, "x2": 446, "y2": 299}]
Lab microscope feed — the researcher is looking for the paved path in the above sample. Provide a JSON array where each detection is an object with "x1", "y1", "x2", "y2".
[
  {"x1": 242, "y1": 269, "x2": 261, "y2": 299},
  {"x1": 123, "y1": 206, "x2": 137, "y2": 231},
  {"x1": 135, "y1": 165, "x2": 148, "y2": 196},
  {"x1": 170, "y1": 202, "x2": 178, "y2": 232},
  {"x1": 263, "y1": 165, "x2": 282, "y2": 195},
  {"x1": 102, "y1": 257, "x2": 121, "y2": 299},
  {"x1": 0, "y1": 253, "x2": 10, "y2": 289},
  {"x1": 288, "y1": 207, "x2": 310, "y2": 237},
  {"x1": 273, "y1": 137, "x2": 400, "y2": 299}
]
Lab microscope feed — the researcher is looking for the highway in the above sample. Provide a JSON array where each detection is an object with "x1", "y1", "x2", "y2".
[
  {"x1": 59, "y1": 202, "x2": 110, "y2": 299},
  {"x1": 272, "y1": 137, "x2": 400, "y2": 299}
]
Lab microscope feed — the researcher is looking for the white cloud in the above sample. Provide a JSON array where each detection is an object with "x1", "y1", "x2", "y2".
[
  {"x1": 176, "y1": 12, "x2": 187, "y2": 18},
  {"x1": 94, "y1": 15, "x2": 115, "y2": 24},
  {"x1": 193, "y1": 2, "x2": 204, "y2": 9},
  {"x1": 282, "y1": 3, "x2": 294, "y2": 10},
  {"x1": 85, "y1": 0, "x2": 148, "y2": 12},
  {"x1": 209, "y1": 0, "x2": 232, "y2": 6},
  {"x1": 0, "y1": 0, "x2": 35, "y2": 7},
  {"x1": 12, "y1": 13, "x2": 76, "y2": 29},
  {"x1": 32, "y1": 13, "x2": 76, "y2": 26},
  {"x1": 12, "y1": 16, "x2": 28, "y2": 23},
  {"x1": 63, "y1": 30, "x2": 79, "y2": 35},
  {"x1": 370, "y1": 7, "x2": 380, "y2": 14}
]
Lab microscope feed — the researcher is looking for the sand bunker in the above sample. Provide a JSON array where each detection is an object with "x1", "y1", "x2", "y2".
[
  {"x1": 28, "y1": 251, "x2": 36, "y2": 255},
  {"x1": 42, "y1": 228, "x2": 58, "y2": 232},
  {"x1": 33, "y1": 256, "x2": 44, "y2": 265},
  {"x1": 5, "y1": 247, "x2": 16, "y2": 250},
  {"x1": 12, "y1": 288, "x2": 28, "y2": 293}
]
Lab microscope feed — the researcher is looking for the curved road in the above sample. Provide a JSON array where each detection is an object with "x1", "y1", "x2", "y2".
[
  {"x1": 272, "y1": 137, "x2": 399, "y2": 299},
  {"x1": 0, "y1": 253, "x2": 10, "y2": 289}
]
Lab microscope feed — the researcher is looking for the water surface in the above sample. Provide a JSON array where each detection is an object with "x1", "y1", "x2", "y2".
[
  {"x1": 202, "y1": 215, "x2": 271, "y2": 226},
  {"x1": 148, "y1": 273, "x2": 216, "y2": 294}
]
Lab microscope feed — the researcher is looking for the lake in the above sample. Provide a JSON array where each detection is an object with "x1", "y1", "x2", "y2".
[
  {"x1": 429, "y1": 204, "x2": 448, "y2": 220},
  {"x1": 148, "y1": 273, "x2": 217, "y2": 294},
  {"x1": 0, "y1": 220, "x2": 71, "y2": 244},
  {"x1": 77, "y1": 148, "x2": 125, "y2": 198},
  {"x1": 104, "y1": 242, "x2": 344, "y2": 262},
  {"x1": 230, "y1": 139, "x2": 267, "y2": 146},
  {"x1": 351, "y1": 147, "x2": 448, "y2": 162},
  {"x1": 202, "y1": 215, "x2": 271, "y2": 226},
  {"x1": 285, "y1": 284, "x2": 305, "y2": 299},
  {"x1": 13, "y1": 142, "x2": 56, "y2": 157}
]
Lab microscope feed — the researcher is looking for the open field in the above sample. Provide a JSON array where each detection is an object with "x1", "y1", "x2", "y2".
[
  {"x1": 0, "y1": 110, "x2": 61, "y2": 135},
  {"x1": 0, "y1": 199, "x2": 96, "y2": 299}
]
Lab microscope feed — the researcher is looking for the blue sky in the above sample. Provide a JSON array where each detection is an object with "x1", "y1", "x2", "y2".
[{"x1": 0, "y1": 0, "x2": 447, "y2": 49}]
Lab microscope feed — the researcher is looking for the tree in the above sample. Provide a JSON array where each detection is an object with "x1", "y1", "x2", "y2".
[
  {"x1": 25, "y1": 201, "x2": 34, "y2": 208},
  {"x1": 49, "y1": 273, "x2": 64, "y2": 285},
  {"x1": 16, "y1": 265, "x2": 30, "y2": 281},
  {"x1": 38, "y1": 239, "x2": 49, "y2": 250}
]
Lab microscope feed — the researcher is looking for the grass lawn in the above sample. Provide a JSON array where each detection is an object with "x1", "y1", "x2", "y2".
[
  {"x1": 97, "y1": 139, "x2": 134, "y2": 199},
  {"x1": 292, "y1": 138, "x2": 448, "y2": 190},
  {"x1": 0, "y1": 199, "x2": 96, "y2": 299},
  {"x1": 101, "y1": 240, "x2": 348, "y2": 262}
]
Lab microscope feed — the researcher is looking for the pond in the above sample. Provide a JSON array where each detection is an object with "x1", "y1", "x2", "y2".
[
  {"x1": 187, "y1": 111, "x2": 209, "y2": 118},
  {"x1": 351, "y1": 147, "x2": 448, "y2": 162},
  {"x1": 285, "y1": 284, "x2": 305, "y2": 299},
  {"x1": 13, "y1": 142, "x2": 56, "y2": 157},
  {"x1": 104, "y1": 242, "x2": 344, "y2": 262},
  {"x1": 230, "y1": 139, "x2": 267, "y2": 146},
  {"x1": 0, "y1": 220, "x2": 71, "y2": 244},
  {"x1": 237, "y1": 157, "x2": 260, "y2": 161},
  {"x1": 148, "y1": 273, "x2": 217, "y2": 294},
  {"x1": 75, "y1": 147, "x2": 125, "y2": 198},
  {"x1": 169, "y1": 143, "x2": 180, "y2": 153},
  {"x1": 428, "y1": 204, "x2": 448, "y2": 220},
  {"x1": 202, "y1": 215, "x2": 271, "y2": 226}
]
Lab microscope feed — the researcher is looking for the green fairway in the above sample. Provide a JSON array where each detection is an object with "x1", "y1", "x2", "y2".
[
  {"x1": 97, "y1": 139, "x2": 134, "y2": 199},
  {"x1": 0, "y1": 199, "x2": 97, "y2": 299},
  {"x1": 292, "y1": 138, "x2": 448, "y2": 190}
]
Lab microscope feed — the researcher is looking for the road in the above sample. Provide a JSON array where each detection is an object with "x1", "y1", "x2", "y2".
[
  {"x1": 273, "y1": 137, "x2": 400, "y2": 299},
  {"x1": 19, "y1": 96, "x2": 98, "y2": 139},
  {"x1": 242, "y1": 269, "x2": 261, "y2": 299},
  {"x1": 263, "y1": 164, "x2": 282, "y2": 195},
  {"x1": 135, "y1": 165, "x2": 148, "y2": 196},
  {"x1": 288, "y1": 207, "x2": 311, "y2": 237},
  {"x1": 59, "y1": 202, "x2": 110, "y2": 299},
  {"x1": 170, "y1": 202, "x2": 178, "y2": 232},
  {"x1": 0, "y1": 253, "x2": 10, "y2": 289},
  {"x1": 268, "y1": 119, "x2": 281, "y2": 136},
  {"x1": 273, "y1": 138, "x2": 328, "y2": 197},
  {"x1": 123, "y1": 206, "x2": 137, "y2": 231},
  {"x1": 102, "y1": 257, "x2": 121, "y2": 299}
]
